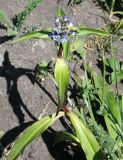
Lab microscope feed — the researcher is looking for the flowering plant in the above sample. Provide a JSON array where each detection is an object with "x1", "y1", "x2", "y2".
[{"x1": 6, "y1": 7, "x2": 111, "y2": 160}]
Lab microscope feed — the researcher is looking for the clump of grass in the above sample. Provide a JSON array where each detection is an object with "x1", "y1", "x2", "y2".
[{"x1": 16, "y1": 0, "x2": 44, "y2": 31}]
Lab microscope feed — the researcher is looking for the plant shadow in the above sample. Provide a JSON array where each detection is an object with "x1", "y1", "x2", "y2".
[
  {"x1": 0, "y1": 121, "x2": 34, "y2": 157},
  {"x1": 42, "y1": 127, "x2": 85, "y2": 160},
  {"x1": 0, "y1": 51, "x2": 38, "y2": 124}
]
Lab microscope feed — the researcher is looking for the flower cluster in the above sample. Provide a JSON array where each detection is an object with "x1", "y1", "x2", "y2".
[{"x1": 49, "y1": 16, "x2": 76, "y2": 43}]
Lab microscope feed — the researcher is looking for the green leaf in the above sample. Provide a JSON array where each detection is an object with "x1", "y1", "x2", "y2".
[
  {"x1": 76, "y1": 27, "x2": 110, "y2": 36},
  {"x1": 11, "y1": 30, "x2": 50, "y2": 44},
  {"x1": 7, "y1": 112, "x2": 64, "y2": 160},
  {"x1": 92, "y1": 70, "x2": 121, "y2": 126},
  {"x1": 110, "y1": 71, "x2": 123, "y2": 84},
  {"x1": 86, "y1": 66, "x2": 122, "y2": 134},
  {"x1": 70, "y1": 39, "x2": 87, "y2": 58},
  {"x1": 113, "y1": 11, "x2": 123, "y2": 16},
  {"x1": 67, "y1": 111, "x2": 103, "y2": 160},
  {"x1": 117, "y1": 34, "x2": 123, "y2": 40},
  {"x1": 104, "y1": 115, "x2": 118, "y2": 140},
  {"x1": 105, "y1": 57, "x2": 121, "y2": 71},
  {"x1": 54, "y1": 131, "x2": 79, "y2": 146},
  {"x1": 0, "y1": 10, "x2": 13, "y2": 29},
  {"x1": 62, "y1": 42, "x2": 70, "y2": 59},
  {"x1": 56, "y1": 7, "x2": 65, "y2": 17},
  {"x1": 74, "y1": 0, "x2": 82, "y2": 4},
  {"x1": 54, "y1": 58, "x2": 69, "y2": 112},
  {"x1": 119, "y1": 95, "x2": 123, "y2": 119},
  {"x1": 114, "y1": 18, "x2": 123, "y2": 33}
]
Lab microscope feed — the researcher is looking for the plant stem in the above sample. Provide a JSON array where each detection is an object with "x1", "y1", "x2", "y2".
[
  {"x1": 102, "y1": 47, "x2": 106, "y2": 107},
  {"x1": 110, "y1": 0, "x2": 116, "y2": 18},
  {"x1": 84, "y1": 57, "x2": 95, "y2": 122}
]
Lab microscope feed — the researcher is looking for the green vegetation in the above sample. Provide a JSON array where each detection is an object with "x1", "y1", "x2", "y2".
[{"x1": 0, "y1": 0, "x2": 123, "y2": 160}]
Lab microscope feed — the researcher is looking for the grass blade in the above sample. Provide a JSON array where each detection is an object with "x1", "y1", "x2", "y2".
[{"x1": 16, "y1": 0, "x2": 44, "y2": 30}]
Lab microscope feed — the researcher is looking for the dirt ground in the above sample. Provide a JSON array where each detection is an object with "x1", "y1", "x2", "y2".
[{"x1": 0, "y1": 0, "x2": 122, "y2": 160}]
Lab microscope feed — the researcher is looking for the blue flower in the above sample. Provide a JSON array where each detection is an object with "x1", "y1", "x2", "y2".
[
  {"x1": 49, "y1": 16, "x2": 76, "y2": 43},
  {"x1": 61, "y1": 35, "x2": 69, "y2": 43}
]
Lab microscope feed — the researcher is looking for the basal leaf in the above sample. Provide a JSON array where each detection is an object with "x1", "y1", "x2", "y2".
[
  {"x1": 67, "y1": 111, "x2": 103, "y2": 160},
  {"x1": 7, "y1": 112, "x2": 64, "y2": 160}
]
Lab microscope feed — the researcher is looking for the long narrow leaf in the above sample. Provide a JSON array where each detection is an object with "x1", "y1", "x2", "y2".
[
  {"x1": 104, "y1": 116, "x2": 118, "y2": 140},
  {"x1": 54, "y1": 131, "x2": 79, "y2": 147},
  {"x1": 7, "y1": 112, "x2": 64, "y2": 160},
  {"x1": 86, "y1": 66, "x2": 121, "y2": 138},
  {"x1": 11, "y1": 30, "x2": 50, "y2": 44},
  {"x1": 67, "y1": 111, "x2": 103, "y2": 160},
  {"x1": 92, "y1": 71, "x2": 121, "y2": 126},
  {"x1": 77, "y1": 27, "x2": 110, "y2": 36}
]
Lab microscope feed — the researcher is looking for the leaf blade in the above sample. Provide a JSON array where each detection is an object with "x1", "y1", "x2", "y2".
[
  {"x1": 54, "y1": 58, "x2": 69, "y2": 112},
  {"x1": 77, "y1": 27, "x2": 110, "y2": 36},
  {"x1": 67, "y1": 111, "x2": 103, "y2": 160},
  {"x1": 7, "y1": 112, "x2": 64, "y2": 160},
  {"x1": 11, "y1": 30, "x2": 50, "y2": 44}
]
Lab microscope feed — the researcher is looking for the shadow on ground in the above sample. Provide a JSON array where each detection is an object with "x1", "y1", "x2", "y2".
[
  {"x1": 0, "y1": 121, "x2": 34, "y2": 157},
  {"x1": 0, "y1": 51, "x2": 37, "y2": 124},
  {"x1": 42, "y1": 127, "x2": 85, "y2": 160},
  {"x1": 0, "y1": 51, "x2": 85, "y2": 159}
]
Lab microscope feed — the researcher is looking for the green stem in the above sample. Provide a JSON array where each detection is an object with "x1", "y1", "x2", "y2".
[
  {"x1": 110, "y1": 0, "x2": 116, "y2": 17},
  {"x1": 84, "y1": 57, "x2": 95, "y2": 122},
  {"x1": 102, "y1": 47, "x2": 106, "y2": 106}
]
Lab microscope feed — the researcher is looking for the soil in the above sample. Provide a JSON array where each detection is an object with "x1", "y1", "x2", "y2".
[{"x1": 0, "y1": 0, "x2": 122, "y2": 160}]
